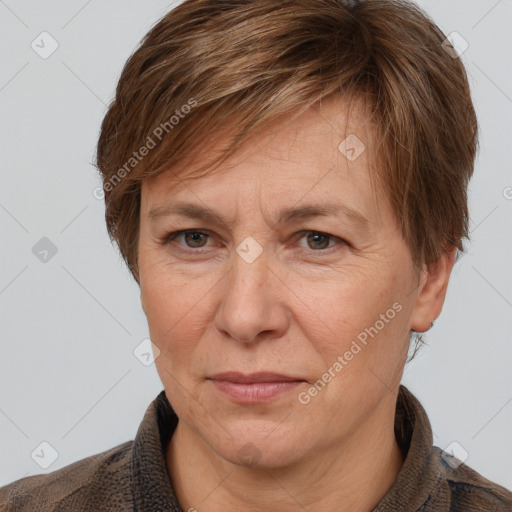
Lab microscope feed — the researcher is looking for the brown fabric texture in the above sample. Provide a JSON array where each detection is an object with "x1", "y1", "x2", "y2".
[{"x1": 1, "y1": 384, "x2": 510, "y2": 511}]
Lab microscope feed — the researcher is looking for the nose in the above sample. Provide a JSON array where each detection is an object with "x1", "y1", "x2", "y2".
[{"x1": 214, "y1": 244, "x2": 289, "y2": 345}]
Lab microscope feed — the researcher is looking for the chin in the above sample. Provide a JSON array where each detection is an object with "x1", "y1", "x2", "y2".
[{"x1": 206, "y1": 420, "x2": 309, "y2": 470}]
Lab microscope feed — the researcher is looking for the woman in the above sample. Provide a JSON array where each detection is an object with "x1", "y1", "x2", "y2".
[{"x1": 1, "y1": 0, "x2": 511, "y2": 510}]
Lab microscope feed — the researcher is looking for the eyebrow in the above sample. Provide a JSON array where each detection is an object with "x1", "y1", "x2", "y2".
[{"x1": 148, "y1": 201, "x2": 370, "y2": 229}]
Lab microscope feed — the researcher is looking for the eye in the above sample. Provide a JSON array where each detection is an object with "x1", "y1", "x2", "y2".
[
  {"x1": 161, "y1": 229, "x2": 347, "y2": 254},
  {"x1": 295, "y1": 231, "x2": 346, "y2": 251},
  {"x1": 164, "y1": 230, "x2": 211, "y2": 250}
]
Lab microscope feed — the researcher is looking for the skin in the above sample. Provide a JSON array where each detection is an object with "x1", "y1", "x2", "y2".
[{"x1": 138, "y1": 96, "x2": 457, "y2": 512}]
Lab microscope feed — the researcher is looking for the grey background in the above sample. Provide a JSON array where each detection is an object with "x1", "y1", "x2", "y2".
[{"x1": 1, "y1": 0, "x2": 511, "y2": 490}]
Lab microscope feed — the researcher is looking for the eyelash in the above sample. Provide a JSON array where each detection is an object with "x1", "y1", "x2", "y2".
[{"x1": 160, "y1": 229, "x2": 348, "y2": 255}]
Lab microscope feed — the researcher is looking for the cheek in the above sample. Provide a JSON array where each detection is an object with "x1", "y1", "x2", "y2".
[
  {"x1": 140, "y1": 245, "x2": 211, "y2": 328},
  {"x1": 294, "y1": 263, "x2": 407, "y2": 368},
  {"x1": 139, "y1": 263, "x2": 219, "y2": 376}
]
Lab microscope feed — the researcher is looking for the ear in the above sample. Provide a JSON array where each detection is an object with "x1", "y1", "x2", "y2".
[{"x1": 410, "y1": 246, "x2": 458, "y2": 333}]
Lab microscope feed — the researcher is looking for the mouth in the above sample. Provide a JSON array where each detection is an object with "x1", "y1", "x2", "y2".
[{"x1": 207, "y1": 372, "x2": 306, "y2": 403}]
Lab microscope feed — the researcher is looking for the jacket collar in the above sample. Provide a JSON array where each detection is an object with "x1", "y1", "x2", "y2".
[
  {"x1": 131, "y1": 390, "x2": 182, "y2": 511},
  {"x1": 373, "y1": 385, "x2": 448, "y2": 511}
]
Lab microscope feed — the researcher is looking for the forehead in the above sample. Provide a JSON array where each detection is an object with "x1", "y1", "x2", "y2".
[{"x1": 140, "y1": 96, "x2": 385, "y2": 224}]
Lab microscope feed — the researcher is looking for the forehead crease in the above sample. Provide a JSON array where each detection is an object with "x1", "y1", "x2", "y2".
[{"x1": 147, "y1": 199, "x2": 371, "y2": 233}]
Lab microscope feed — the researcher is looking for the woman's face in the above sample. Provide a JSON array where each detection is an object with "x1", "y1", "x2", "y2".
[{"x1": 138, "y1": 98, "x2": 450, "y2": 469}]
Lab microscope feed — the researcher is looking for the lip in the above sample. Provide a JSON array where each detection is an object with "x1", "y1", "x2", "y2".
[
  {"x1": 208, "y1": 372, "x2": 306, "y2": 403},
  {"x1": 209, "y1": 371, "x2": 304, "y2": 383}
]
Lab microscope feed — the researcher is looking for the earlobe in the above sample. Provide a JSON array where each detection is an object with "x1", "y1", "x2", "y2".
[
  {"x1": 410, "y1": 319, "x2": 435, "y2": 334},
  {"x1": 409, "y1": 246, "x2": 458, "y2": 333}
]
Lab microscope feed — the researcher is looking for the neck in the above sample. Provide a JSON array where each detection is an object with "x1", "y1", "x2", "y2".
[{"x1": 166, "y1": 396, "x2": 404, "y2": 512}]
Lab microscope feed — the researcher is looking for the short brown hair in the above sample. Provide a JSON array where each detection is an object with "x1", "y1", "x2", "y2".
[{"x1": 95, "y1": 0, "x2": 478, "y2": 284}]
